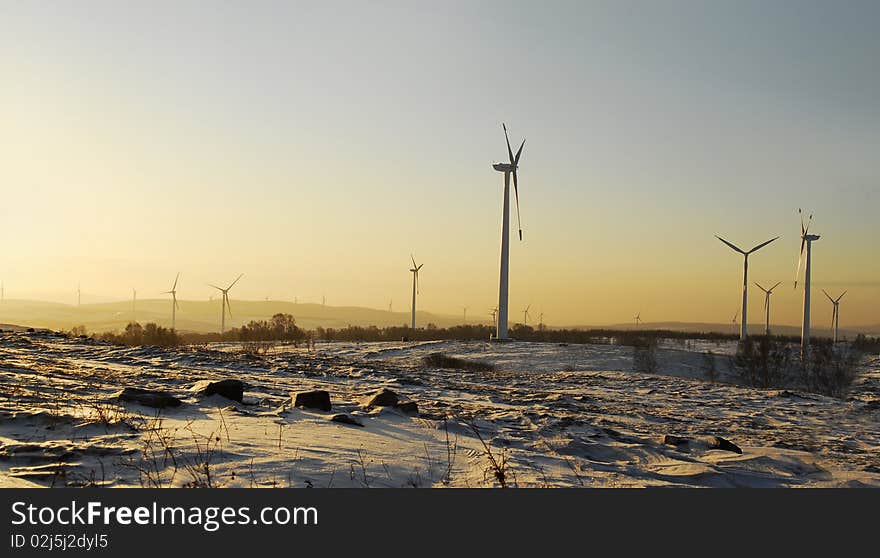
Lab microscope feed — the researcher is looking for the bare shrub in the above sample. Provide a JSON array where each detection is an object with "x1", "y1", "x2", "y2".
[{"x1": 632, "y1": 337, "x2": 659, "y2": 374}]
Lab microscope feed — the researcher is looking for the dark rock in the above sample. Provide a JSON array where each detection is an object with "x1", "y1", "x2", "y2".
[
  {"x1": 662, "y1": 434, "x2": 691, "y2": 447},
  {"x1": 330, "y1": 414, "x2": 363, "y2": 427},
  {"x1": 708, "y1": 436, "x2": 742, "y2": 454},
  {"x1": 117, "y1": 387, "x2": 182, "y2": 409},
  {"x1": 396, "y1": 401, "x2": 419, "y2": 415},
  {"x1": 364, "y1": 388, "x2": 399, "y2": 408},
  {"x1": 293, "y1": 390, "x2": 332, "y2": 412},
  {"x1": 191, "y1": 379, "x2": 245, "y2": 402}
]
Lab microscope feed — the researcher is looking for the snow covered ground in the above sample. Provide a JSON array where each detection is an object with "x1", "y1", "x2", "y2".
[{"x1": 1, "y1": 331, "x2": 878, "y2": 488}]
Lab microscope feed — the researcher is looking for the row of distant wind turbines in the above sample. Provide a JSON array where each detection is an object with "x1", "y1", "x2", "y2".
[
  {"x1": 16, "y1": 125, "x2": 850, "y2": 351},
  {"x1": 714, "y1": 208, "x2": 848, "y2": 357}
]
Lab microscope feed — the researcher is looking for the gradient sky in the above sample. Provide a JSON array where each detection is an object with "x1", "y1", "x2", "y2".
[{"x1": 2, "y1": 0, "x2": 878, "y2": 326}]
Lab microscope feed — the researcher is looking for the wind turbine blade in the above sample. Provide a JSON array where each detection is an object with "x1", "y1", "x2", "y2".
[
  {"x1": 822, "y1": 289, "x2": 834, "y2": 303},
  {"x1": 754, "y1": 282, "x2": 767, "y2": 293},
  {"x1": 794, "y1": 238, "x2": 806, "y2": 289},
  {"x1": 747, "y1": 236, "x2": 779, "y2": 254},
  {"x1": 503, "y1": 123, "x2": 514, "y2": 165},
  {"x1": 715, "y1": 236, "x2": 745, "y2": 255},
  {"x1": 417, "y1": 264, "x2": 423, "y2": 271},
  {"x1": 208, "y1": 284, "x2": 223, "y2": 291},
  {"x1": 514, "y1": 139, "x2": 525, "y2": 166},
  {"x1": 172, "y1": 272, "x2": 180, "y2": 291},
  {"x1": 513, "y1": 169, "x2": 523, "y2": 241},
  {"x1": 411, "y1": 254, "x2": 417, "y2": 268},
  {"x1": 837, "y1": 290, "x2": 847, "y2": 302},
  {"x1": 225, "y1": 294, "x2": 232, "y2": 318},
  {"x1": 227, "y1": 273, "x2": 243, "y2": 290},
  {"x1": 770, "y1": 281, "x2": 782, "y2": 292}
]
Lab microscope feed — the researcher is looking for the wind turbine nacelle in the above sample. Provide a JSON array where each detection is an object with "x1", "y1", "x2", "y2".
[
  {"x1": 493, "y1": 163, "x2": 515, "y2": 172},
  {"x1": 804, "y1": 234, "x2": 821, "y2": 241}
]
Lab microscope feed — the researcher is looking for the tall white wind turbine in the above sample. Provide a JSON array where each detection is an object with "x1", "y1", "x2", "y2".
[
  {"x1": 409, "y1": 255, "x2": 423, "y2": 329},
  {"x1": 822, "y1": 289, "x2": 846, "y2": 343},
  {"x1": 492, "y1": 123, "x2": 525, "y2": 341},
  {"x1": 164, "y1": 272, "x2": 180, "y2": 330},
  {"x1": 754, "y1": 281, "x2": 782, "y2": 336},
  {"x1": 715, "y1": 234, "x2": 779, "y2": 341},
  {"x1": 795, "y1": 209, "x2": 820, "y2": 358},
  {"x1": 209, "y1": 274, "x2": 243, "y2": 334}
]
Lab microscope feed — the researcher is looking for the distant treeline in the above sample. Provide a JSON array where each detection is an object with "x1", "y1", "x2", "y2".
[{"x1": 72, "y1": 316, "x2": 879, "y2": 353}]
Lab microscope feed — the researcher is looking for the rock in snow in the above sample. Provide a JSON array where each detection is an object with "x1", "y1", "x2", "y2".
[
  {"x1": 330, "y1": 414, "x2": 363, "y2": 427},
  {"x1": 363, "y1": 388, "x2": 399, "y2": 408},
  {"x1": 708, "y1": 436, "x2": 742, "y2": 454},
  {"x1": 293, "y1": 390, "x2": 332, "y2": 412},
  {"x1": 116, "y1": 387, "x2": 181, "y2": 408},
  {"x1": 191, "y1": 379, "x2": 245, "y2": 402}
]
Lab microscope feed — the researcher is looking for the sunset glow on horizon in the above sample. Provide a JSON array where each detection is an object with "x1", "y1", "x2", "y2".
[{"x1": 2, "y1": 1, "x2": 878, "y2": 327}]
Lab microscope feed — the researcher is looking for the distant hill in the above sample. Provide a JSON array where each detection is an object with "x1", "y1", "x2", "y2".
[
  {"x1": 597, "y1": 321, "x2": 880, "y2": 339},
  {"x1": 0, "y1": 299, "x2": 482, "y2": 334}
]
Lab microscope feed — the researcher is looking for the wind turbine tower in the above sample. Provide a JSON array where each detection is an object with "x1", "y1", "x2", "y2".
[
  {"x1": 795, "y1": 209, "x2": 820, "y2": 358},
  {"x1": 715, "y1": 234, "x2": 779, "y2": 340},
  {"x1": 164, "y1": 272, "x2": 180, "y2": 330},
  {"x1": 209, "y1": 274, "x2": 243, "y2": 334},
  {"x1": 822, "y1": 289, "x2": 847, "y2": 343},
  {"x1": 754, "y1": 281, "x2": 782, "y2": 336},
  {"x1": 492, "y1": 123, "x2": 525, "y2": 341},
  {"x1": 409, "y1": 255, "x2": 423, "y2": 329}
]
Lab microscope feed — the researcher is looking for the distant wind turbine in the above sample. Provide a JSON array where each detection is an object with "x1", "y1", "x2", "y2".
[
  {"x1": 715, "y1": 234, "x2": 779, "y2": 341},
  {"x1": 163, "y1": 272, "x2": 180, "y2": 330},
  {"x1": 633, "y1": 312, "x2": 642, "y2": 327},
  {"x1": 209, "y1": 274, "x2": 243, "y2": 334},
  {"x1": 492, "y1": 123, "x2": 525, "y2": 341},
  {"x1": 388, "y1": 300, "x2": 393, "y2": 313},
  {"x1": 795, "y1": 209, "x2": 821, "y2": 358},
  {"x1": 409, "y1": 255, "x2": 423, "y2": 329},
  {"x1": 462, "y1": 306, "x2": 468, "y2": 324},
  {"x1": 77, "y1": 283, "x2": 81, "y2": 307},
  {"x1": 822, "y1": 289, "x2": 847, "y2": 343},
  {"x1": 754, "y1": 281, "x2": 782, "y2": 336},
  {"x1": 522, "y1": 304, "x2": 531, "y2": 325},
  {"x1": 490, "y1": 307, "x2": 498, "y2": 330},
  {"x1": 731, "y1": 310, "x2": 739, "y2": 333}
]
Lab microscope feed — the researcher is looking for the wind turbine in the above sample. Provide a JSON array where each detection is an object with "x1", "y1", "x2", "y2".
[
  {"x1": 715, "y1": 234, "x2": 779, "y2": 340},
  {"x1": 492, "y1": 123, "x2": 525, "y2": 341},
  {"x1": 462, "y1": 306, "x2": 468, "y2": 324},
  {"x1": 822, "y1": 289, "x2": 847, "y2": 343},
  {"x1": 388, "y1": 300, "x2": 393, "y2": 313},
  {"x1": 731, "y1": 310, "x2": 739, "y2": 333},
  {"x1": 522, "y1": 304, "x2": 531, "y2": 325},
  {"x1": 209, "y1": 274, "x2": 243, "y2": 334},
  {"x1": 409, "y1": 255, "x2": 423, "y2": 329},
  {"x1": 490, "y1": 307, "x2": 498, "y2": 329},
  {"x1": 633, "y1": 312, "x2": 642, "y2": 327},
  {"x1": 754, "y1": 281, "x2": 782, "y2": 336},
  {"x1": 163, "y1": 272, "x2": 180, "y2": 330},
  {"x1": 77, "y1": 283, "x2": 81, "y2": 307},
  {"x1": 795, "y1": 209, "x2": 820, "y2": 358}
]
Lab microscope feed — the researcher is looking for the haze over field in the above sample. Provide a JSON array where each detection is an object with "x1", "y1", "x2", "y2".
[{"x1": 2, "y1": 1, "x2": 878, "y2": 329}]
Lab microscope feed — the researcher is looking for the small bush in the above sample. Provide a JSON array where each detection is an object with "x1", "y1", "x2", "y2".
[
  {"x1": 422, "y1": 353, "x2": 494, "y2": 372},
  {"x1": 734, "y1": 337, "x2": 793, "y2": 389}
]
